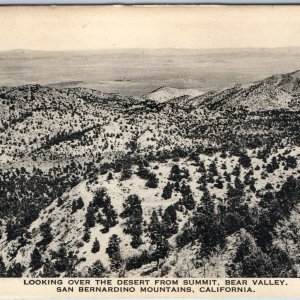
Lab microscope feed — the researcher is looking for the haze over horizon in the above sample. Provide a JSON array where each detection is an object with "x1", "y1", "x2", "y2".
[
  {"x1": 1, "y1": 47, "x2": 300, "y2": 96},
  {"x1": 3, "y1": 46, "x2": 300, "y2": 52}
]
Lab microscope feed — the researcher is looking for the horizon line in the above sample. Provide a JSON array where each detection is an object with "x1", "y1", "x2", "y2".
[{"x1": 1, "y1": 46, "x2": 300, "y2": 52}]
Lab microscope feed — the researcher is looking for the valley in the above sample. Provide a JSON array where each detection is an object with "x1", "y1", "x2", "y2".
[{"x1": 0, "y1": 69, "x2": 299, "y2": 278}]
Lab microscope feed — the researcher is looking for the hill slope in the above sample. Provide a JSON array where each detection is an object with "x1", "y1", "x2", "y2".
[
  {"x1": 144, "y1": 87, "x2": 205, "y2": 103},
  {"x1": 0, "y1": 70, "x2": 300, "y2": 278}
]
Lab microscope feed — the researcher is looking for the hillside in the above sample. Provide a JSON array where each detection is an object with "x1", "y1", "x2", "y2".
[
  {"x1": 0, "y1": 70, "x2": 300, "y2": 278},
  {"x1": 264, "y1": 70, "x2": 300, "y2": 95},
  {"x1": 194, "y1": 77, "x2": 300, "y2": 112},
  {"x1": 144, "y1": 87, "x2": 204, "y2": 103}
]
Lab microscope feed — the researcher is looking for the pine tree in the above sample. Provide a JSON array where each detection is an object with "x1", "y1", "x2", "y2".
[
  {"x1": 88, "y1": 260, "x2": 106, "y2": 277},
  {"x1": 176, "y1": 220, "x2": 195, "y2": 248},
  {"x1": 226, "y1": 182, "x2": 244, "y2": 210},
  {"x1": 40, "y1": 259, "x2": 59, "y2": 277},
  {"x1": 164, "y1": 205, "x2": 177, "y2": 222},
  {"x1": 39, "y1": 221, "x2": 53, "y2": 246},
  {"x1": 145, "y1": 172, "x2": 159, "y2": 188},
  {"x1": 91, "y1": 238, "x2": 100, "y2": 253},
  {"x1": 76, "y1": 197, "x2": 84, "y2": 210},
  {"x1": 244, "y1": 170, "x2": 252, "y2": 185},
  {"x1": 106, "y1": 235, "x2": 122, "y2": 272},
  {"x1": 120, "y1": 195, "x2": 143, "y2": 248},
  {"x1": 224, "y1": 171, "x2": 231, "y2": 182},
  {"x1": 196, "y1": 161, "x2": 206, "y2": 174},
  {"x1": 6, "y1": 220, "x2": 15, "y2": 241},
  {"x1": 225, "y1": 232, "x2": 294, "y2": 277},
  {"x1": 285, "y1": 155, "x2": 297, "y2": 170},
  {"x1": 0, "y1": 256, "x2": 6, "y2": 277},
  {"x1": 101, "y1": 204, "x2": 118, "y2": 233},
  {"x1": 136, "y1": 165, "x2": 150, "y2": 179},
  {"x1": 120, "y1": 165, "x2": 132, "y2": 180},
  {"x1": 208, "y1": 161, "x2": 218, "y2": 177},
  {"x1": 200, "y1": 188, "x2": 215, "y2": 215},
  {"x1": 249, "y1": 178, "x2": 256, "y2": 192},
  {"x1": 254, "y1": 213, "x2": 274, "y2": 251},
  {"x1": 255, "y1": 175, "x2": 300, "y2": 250},
  {"x1": 169, "y1": 165, "x2": 181, "y2": 181},
  {"x1": 234, "y1": 177, "x2": 245, "y2": 197},
  {"x1": 120, "y1": 194, "x2": 142, "y2": 218},
  {"x1": 107, "y1": 172, "x2": 113, "y2": 180},
  {"x1": 214, "y1": 177, "x2": 224, "y2": 189},
  {"x1": 82, "y1": 228, "x2": 90, "y2": 243},
  {"x1": 148, "y1": 211, "x2": 169, "y2": 261},
  {"x1": 93, "y1": 188, "x2": 118, "y2": 232},
  {"x1": 93, "y1": 188, "x2": 106, "y2": 207},
  {"x1": 180, "y1": 183, "x2": 195, "y2": 210},
  {"x1": 57, "y1": 197, "x2": 63, "y2": 207},
  {"x1": 106, "y1": 234, "x2": 121, "y2": 257},
  {"x1": 162, "y1": 182, "x2": 173, "y2": 199},
  {"x1": 193, "y1": 188, "x2": 224, "y2": 257},
  {"x1": 232, "y1": 164, "x2": 241, "y2": 177},
  {"x1": 276, "y1": 175, "x2": 300, "y2": 217},
  {"x1": 6, "y1": 263, "x2": 24, "y2": 277},
  {"x1": 197, "y1": 173, "x2": 207, "y2": 190},
  {"x1": 148, "y1": 210, "x2": 163, "y2": 245},
  {"x1": 268, "y1": 245, "x2": 297, "y2": 277},
  {"x1": 30, "y1": 248, "x2": 43, "y2": 271},
  {"x1": 174, "y1": 180, "x2": 180, "y2": 192},
  {"x1": 129, "y1": 225, "x2": 143, "y2": 249},
  {"x1": 162, "y1": 207, "x2": 178, "y2": 238},
  {"x1": 154, "y1": 235, "x2": 169, "y2": 260},
  {"x1": 65, "y1": 251, "x2": 78, "y2": 277},
  {"x1": 71, "y1": 200, "x2": 78, "y2": 214},
  {"x1": 84, "y1": 203, "x2": 96, "y2": 228},
  {"x1": 271, "y1": 156, "x2": 279, "y2": 170},
  {"x1": 182, "y1": 168, "x2": 190, "y2": 179},
  {"x1": 238, "y1": 153, "x2": 251, "y2": 169},
  {"x1": 53, "y1": 246, "x2": 70, "y2": 273},
  {"x1": 224, "y1": 181, "x2": 249, "y2": 235}
]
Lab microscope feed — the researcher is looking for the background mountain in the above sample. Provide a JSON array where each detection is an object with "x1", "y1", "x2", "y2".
[
  {"x1": 264, "y1": 70, "x2": 300, "y2": 95},
  {"x1": 144, "y1": 87, "x2": 205, "y2": 103}
]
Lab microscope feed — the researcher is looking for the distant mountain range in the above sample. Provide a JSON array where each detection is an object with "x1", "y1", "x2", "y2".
[
  {"x1": 191, "y1": 70, "x2": 300, "y2": 111},
  {"x1": 142, "y1": 70, "x2": 300, "y2": 110},
  {"x1": 1, "y1": 48, "x2": 300, "y2": 96}
]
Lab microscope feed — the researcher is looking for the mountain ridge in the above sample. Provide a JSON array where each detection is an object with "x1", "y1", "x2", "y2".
[
  {"x1": 143, "y1": 86, "x2": 205, "y2": 103},
  {"x1": 0, "y1": 69, "x2": 300, "y2": 278}
]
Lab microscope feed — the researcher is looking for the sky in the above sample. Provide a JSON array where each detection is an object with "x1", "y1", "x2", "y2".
[{"x1": 0, "y1": 5, "x2": 300, "y2": 51}]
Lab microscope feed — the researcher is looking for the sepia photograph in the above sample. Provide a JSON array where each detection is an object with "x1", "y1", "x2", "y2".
[{"x1": 0, "y1": 5, "x2": 299, "y2": 284}]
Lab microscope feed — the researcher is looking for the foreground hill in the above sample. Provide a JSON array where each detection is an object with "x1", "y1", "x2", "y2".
[
  {"x1": 0, "y1": 70, "x2": 300, "y2": 277},
  {"x1": 0, "y1": 147, "x2": 299, "y2": 277}
]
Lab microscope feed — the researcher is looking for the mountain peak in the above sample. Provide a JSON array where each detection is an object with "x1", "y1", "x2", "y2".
[
  {"x1": 262, "y1": 69, "x2": 300, "y2": 94},
  {"x1": 290, "y1": 69, "x2": 300, "y2": 78},
  {"x1": 144, "y1": 86, "x2": 204, "y2": 103}
]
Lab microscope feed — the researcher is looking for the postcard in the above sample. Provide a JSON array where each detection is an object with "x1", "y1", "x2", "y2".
[{"x1": 0, "y1": 5, "x2": 299, "y2": 298}]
